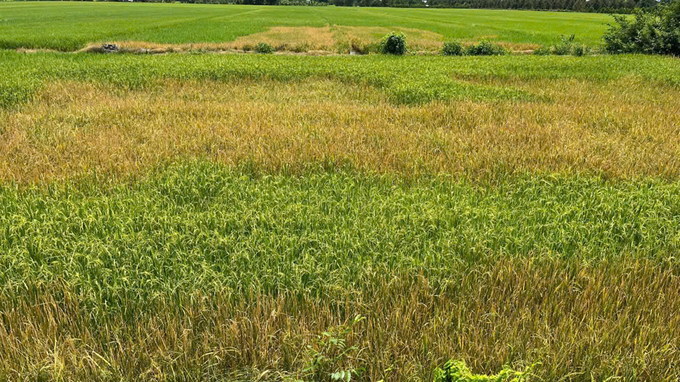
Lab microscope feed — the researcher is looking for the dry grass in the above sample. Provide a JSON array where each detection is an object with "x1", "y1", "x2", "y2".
[
  {"x1": 80, "y1": 27, "x2": 339, "y2": 54},
  {"x1": 2, "y1": 77, "x2": 679, "y2": 184},
  {"x1": 334, "y1": 26, "x2": 444, "y2": 52},
  {"x1": 230, "y1": 26, "x2": 337, "y2": 52},
  {"x1": 1, "y1": 257, "x2": 678, "y2": 380},
  {"x1": 80, "y1": 40, "x2": 236, "y2": 54},
  {"x1": 78, "y1": 26, "x2": 447, "y2": 54},
  {"x1": 75, "y1": 26, "x2": 547, "y2": 55}
]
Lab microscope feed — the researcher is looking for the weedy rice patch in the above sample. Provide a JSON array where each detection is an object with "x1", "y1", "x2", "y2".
[
  {"x1": 1, "y1": 74, "x2": 679, "y2": 184},
  {"x1": 77, "y1": 26, "x2": 446, "y2": 54},
  {"x1": 229, "y1": 26, "x2": 337, "y2": 52},
  {"x1": 3, "y1": 261, "x2": 679, "y2": 380},
  {"x1": 334, "y1": 26, "x2": 444, "y2": 53}
]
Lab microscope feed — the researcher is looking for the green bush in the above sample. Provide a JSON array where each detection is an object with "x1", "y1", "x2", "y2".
[
  {"x1": 603, "y1": 0, "x2": 680, "y2": 55},
  {"x1": 532, "y1": 45, "x2": 552, "y2": 55},
  {"x1": 441, "y1": 41, "x2": 465, "y2": 56},
  {"x1": 254, "y1": 42, "x2": 274, "y2": 54},
  {"x1": 466, "y1": 41, "x2": 506, "y2": 56},
  {"x1": 572, "y1": 43, "x2": 588, "y2": 56},
  {"x1": 552, "y1": 34, "x2": 575, "y2": 55},
  {"x1": 380, "y1": 32, "x2": 407, "y2": 55}
]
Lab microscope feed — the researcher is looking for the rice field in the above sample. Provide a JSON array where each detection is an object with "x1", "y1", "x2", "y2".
[
  {"x1": 1, "y1": 2, "x2": 680, "y2": 381},
  {"x1": 0, "y1": 2, "x2": 612, "y2": 51}
]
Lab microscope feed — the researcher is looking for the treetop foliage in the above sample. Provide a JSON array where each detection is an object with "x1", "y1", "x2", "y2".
[
  {"x1": 52, "y1": 0, "x2": 667, "y2": 13},
  {"x1": 604, "y1": 0, "x2": 680, "y2": 55}
]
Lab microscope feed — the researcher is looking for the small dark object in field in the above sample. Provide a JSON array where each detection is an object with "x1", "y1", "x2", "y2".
[{"x1": 101, "y1": 43, "x2": 120, "y2": 53}]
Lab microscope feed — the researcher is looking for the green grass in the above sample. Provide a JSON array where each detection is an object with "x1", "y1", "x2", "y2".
[
  {"x1": 2, "y1": 51, "x2": 680, "y2": 109},
  {"x1": 0, "y1": 2, "x2": 613, "y2": 51}
]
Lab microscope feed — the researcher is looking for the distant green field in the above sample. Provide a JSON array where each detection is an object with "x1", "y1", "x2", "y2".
[{"x1": 0, "y1": 2, "x2": 612, "y2": 51}]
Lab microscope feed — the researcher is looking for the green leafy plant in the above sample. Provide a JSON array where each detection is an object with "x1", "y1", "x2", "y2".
[
  {"x1": 441, "y1": 41, "x2": 465, "y2": 56},
  {"x1": 552, "y1": 34, "x2": 575, "y2": 55},
  {"x1": 572, "y1": 43, "x2": 588, "y2": 56},
  {"x1": 254, "y1": 42, "x2": 274, "y2": 54},
  {"x1": 466, "y1": 41, "x2": 506, "y2": 56},
  {"x1": 380, "y1": 32, "x2": 407, "y2": 55},
  {"x1": 302, "y1": 315, "x2": 366, "y2": 381},
  {"x1": 433, "y1": 360, "x2": 539, "y2": 382},
  {"x1": 603, "y1": 0, "x2": 680, "y2": 56}
]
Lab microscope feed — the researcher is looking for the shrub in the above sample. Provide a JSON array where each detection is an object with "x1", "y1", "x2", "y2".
[
  {"x1": 380, "y1": 32, "x2": 407, "y2": 55},
  {"x1": 532, "y1": 45, "x2": 551, "y2": 55},
  {"x1": 441, "y1": 41, "x2": 465, "y2": 56},
  {"x1": 603, "y1": 0, "x2": 680, "y2": 56},
  {"x1": 552, "y1": 34, "x2": 575, "y2": 55},
  {"x1": 254, "y1": 42, "x2": 274, "y2": 54},
  {"x1": 466, "y1": 41, "x2": 506, "y2": 56},
  {"x1": 572, "y1": 43, "x2": 588, "y2": 56}
]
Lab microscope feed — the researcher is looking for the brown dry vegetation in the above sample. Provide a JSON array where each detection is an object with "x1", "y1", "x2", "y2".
[
  {"x1": 79, "y1": 26, "x2": 449, "y2": 54},
  {"x1": 230, "y1": 26, "x2": 338, "y2": 52},
  {"x1": 2, "y1": 77, "x2": 679, "y2": 184},
  {"x1": 2, "y1": 257, "x2": 679, "y2": 380}
]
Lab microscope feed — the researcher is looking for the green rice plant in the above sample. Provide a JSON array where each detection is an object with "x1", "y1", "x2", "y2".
[
  {"x1": 2, "y1": 51, "x2": 680, "y2": 110},
  {"x1": 1, "y1": 163, "x2": 680, "y2": 380}
]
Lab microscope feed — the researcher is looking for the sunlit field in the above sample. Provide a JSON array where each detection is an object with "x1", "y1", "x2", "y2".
[{"x1": 1, "y1": 2, "x2": 680, "y2": 381}]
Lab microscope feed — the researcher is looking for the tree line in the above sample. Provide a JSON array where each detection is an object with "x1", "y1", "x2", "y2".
[
  {"x1": 37, "y1": 0, "x2": 668, "y2": 13},
  {"x1": 336, "y1": 0, "x2": 660, "y2": 13}
]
